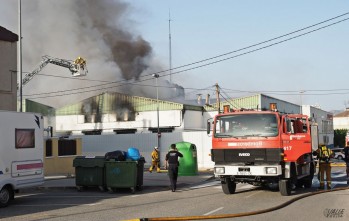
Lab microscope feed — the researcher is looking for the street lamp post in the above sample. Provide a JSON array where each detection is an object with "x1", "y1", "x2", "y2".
[
  {"x1": 18, "y1": 0, "x2": 23, "y2": 112},
  {"x1": 299, "y1": 90, "x2": 305, "y2": 114},
  {"x1": 152, "y1": 74, "x2": 160, "y2": 153}
]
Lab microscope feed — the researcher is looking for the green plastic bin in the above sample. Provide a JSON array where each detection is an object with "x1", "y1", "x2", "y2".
[
  {"x1": 176, "y1": 142, "x2": 198, "y2": 176},
  {"x1": 73, "y1": 156, "x2": 106, "y2": 191},
  {"x1": 105, "y1": 160, "x2": 140, "y2": 193}
]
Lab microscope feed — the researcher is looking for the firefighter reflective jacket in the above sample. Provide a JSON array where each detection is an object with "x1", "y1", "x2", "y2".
[
  {"x1": 317, "y1": 145, "x2": 333, "y2": 163},
  {"x1": 151, "y1": 150, "x2": 160, "y2": 162}
]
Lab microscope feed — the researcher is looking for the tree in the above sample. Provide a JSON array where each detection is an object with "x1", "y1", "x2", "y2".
[{"x1": 334, "y1": 129, "x2": 348, "y2": 147}]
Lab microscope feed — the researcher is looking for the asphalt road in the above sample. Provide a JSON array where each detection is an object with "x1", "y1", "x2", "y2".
[{"x1": 0, "y1": 167, "x2": 348, "y2": 221}]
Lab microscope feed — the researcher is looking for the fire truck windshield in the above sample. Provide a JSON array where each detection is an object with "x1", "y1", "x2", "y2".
[{"x1": 214, "y1": 113, "x2": 278, "y2": 138}]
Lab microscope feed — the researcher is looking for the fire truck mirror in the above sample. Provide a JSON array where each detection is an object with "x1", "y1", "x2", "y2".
[
  {"x1": 286, "y1": 119, "x2": 292, "y2": 133},
  {"x1": 207, "y1": 121, "x2": 211, "y2": 134}
]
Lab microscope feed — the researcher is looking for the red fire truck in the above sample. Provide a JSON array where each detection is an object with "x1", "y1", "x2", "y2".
[{"x1": 208, "y1": 106, "x2": 316, "y2": 196}]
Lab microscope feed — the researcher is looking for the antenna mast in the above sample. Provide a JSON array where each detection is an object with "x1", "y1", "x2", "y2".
[{"x1": 168, "y1": 9, "x2": 172, "y2": 83}]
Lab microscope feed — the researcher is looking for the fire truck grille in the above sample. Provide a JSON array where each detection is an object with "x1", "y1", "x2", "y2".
[{"x1": 211, "y1": 148, "x2": 283, "y2": 163}]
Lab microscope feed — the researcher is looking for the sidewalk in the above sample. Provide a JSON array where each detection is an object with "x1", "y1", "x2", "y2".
[{"x1": 40, "y1": 169, "x2": 214, "y2": 190}]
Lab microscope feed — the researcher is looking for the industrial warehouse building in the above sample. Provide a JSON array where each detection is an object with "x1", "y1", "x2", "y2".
[{"x1": 24, "y1": 92, "x2": 334, "y2": 169}]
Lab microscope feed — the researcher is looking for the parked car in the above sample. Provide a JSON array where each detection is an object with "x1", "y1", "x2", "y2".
[{"x1": 331, "y1": 148, "x2": 345, "y2": 160}]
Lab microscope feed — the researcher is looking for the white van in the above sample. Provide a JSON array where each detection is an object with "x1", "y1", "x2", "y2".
[
  {"x1": 332, "y1": 147, "x2": 345, "y2": 161},
  {"x1": 0, "y1": 111, "x2": 44, "y2": 207}
]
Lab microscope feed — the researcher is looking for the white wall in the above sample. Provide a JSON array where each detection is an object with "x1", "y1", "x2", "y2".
[
  {"x1": 334, "y1": 117, "x2": 349, "y2": 130},
  {"x1": 183, "y1": 110, "x2": 205, "y2": 130},
  {"x1": 55, "y1": 110, "x2": 183, "y2": 134},
  {"x1": 138, "y1": 110, "x2": 182, "y2": 128},
  {"x1": 74, "y1": 131, "x2": 214, "y2": 169}
]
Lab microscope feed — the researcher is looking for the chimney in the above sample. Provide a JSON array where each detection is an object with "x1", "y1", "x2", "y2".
[
  {"x1": 197, "y1": 94, "x2": 202, "y2": 105},
  {"x1": 205, "y1": 94, "x2": 210, "y2": 106}
]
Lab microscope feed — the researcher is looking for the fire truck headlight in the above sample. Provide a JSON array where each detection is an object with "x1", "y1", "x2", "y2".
[
  {"x1": 215, "y1": 167, "x2": 225, "y2": 174},
  {"x1": 266, "y1": 167, "x2": 277, "y2": 174}
]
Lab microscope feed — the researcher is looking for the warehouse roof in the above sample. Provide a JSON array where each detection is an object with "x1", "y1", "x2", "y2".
[
  {"x1": 0, "y1": 26, "x2": 18, "y2": 42},
  {"x1": 334, "y1": 109, "x2": 349, "y2": 118}
]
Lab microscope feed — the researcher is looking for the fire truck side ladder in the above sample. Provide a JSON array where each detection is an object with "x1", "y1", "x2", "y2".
[{"x1": 18, "y1": 55, "x2": 87, "y2": 88}]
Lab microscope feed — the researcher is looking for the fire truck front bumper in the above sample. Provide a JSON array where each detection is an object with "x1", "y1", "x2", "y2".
[{"x1": 214, "y1": 165, "x2": 282, "y2": 177}]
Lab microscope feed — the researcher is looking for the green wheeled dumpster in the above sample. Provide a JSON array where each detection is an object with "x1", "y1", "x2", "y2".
[
  {"x1": 105, "y1": 160, "x2": 143, "y2": 193},
  {"x1": 73, "y1": 156, "x2": 106, "y2": 191},
  {"x1": 176, "y1": 142, "x2": 198, "y2": 176}
]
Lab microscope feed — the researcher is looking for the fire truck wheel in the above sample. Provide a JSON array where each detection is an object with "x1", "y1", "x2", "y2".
[
  {"x1": 303, "y1": 177, "x2": 313, "y2": 188},
  {"x1": 302, "y1": 162, "x2": 315, "y2": 188},
  {"x1": 279, "y1": 179, "x2": 291, "y2": 196},
  {"x1": 295, "y1": 180, "x2": 304, "y2": 189},
  {"x1": 0, "y1": 186, "x2": 13, "y2": 208},
  {"x1": 221, "y1": 178, "x2": 236, "y2": 194}
]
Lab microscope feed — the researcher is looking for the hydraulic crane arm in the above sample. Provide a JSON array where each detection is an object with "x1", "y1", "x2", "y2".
[{"x1": 19, "y1": 55, "x2": 87, "y2": 88}]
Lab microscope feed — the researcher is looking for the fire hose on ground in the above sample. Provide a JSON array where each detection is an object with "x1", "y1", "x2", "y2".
[{"x1": 124, "y1": 186, "x2": 349, "y2": 221}]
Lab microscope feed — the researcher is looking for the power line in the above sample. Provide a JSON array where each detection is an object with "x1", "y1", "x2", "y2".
[
  {"x1": 219, "y1": 87, "x2": 241, "y2": 109},
  {"x1": 23, "y1": 80, "x2": 215, "y2": 97},
  {"x1": 222, "y1": 89, "x2": 349, "y2": 96},
  {"x1": 155, "y1": 12, "x2": 349, "y2": 76},
  {"x1": 36, "y1": 73, "x2": 111, "y2": 83},
  {"x1": 23, "y1": 13, "x2": 349, "y2": 99},
  {"x1": 221, "y1": 88, "x2": 349, "y2": 93},
  {"x1": 160, "y1": 17, "x2": 349, "y2": 78}
]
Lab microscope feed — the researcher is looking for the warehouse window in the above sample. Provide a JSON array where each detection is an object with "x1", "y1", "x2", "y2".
[
  {"x1": 46, "y1": 139, "x2": 53, "y2": 157},
  {"x1": 113, "y1": 129, "x2": 137, "y2": 134},
  {"x1": 148, "y1": 127, "x2": 174, "y2": 133},
  {"x1": 58, "y1": 139, "x2": 77, "y2": 156},
  {"x1": 322, "y1": 120, "x2": 333, "y2": 134},
  {"x1": 82, "y1": 130, "x2": 102, "y2": 135}
]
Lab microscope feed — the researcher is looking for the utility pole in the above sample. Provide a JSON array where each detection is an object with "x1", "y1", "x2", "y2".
[
  {"x1": 299, "y1": 90, "x2": 305, "y2": 114},
  {"x1": 215, "y1": 83, "x2": 220, "y2": 114},
  {"x1": 152, "y1": 74, "x2": 160, "y2": 163},
  {"x1": 18, "y1": 0, "x2": 23, "y2": 112}
]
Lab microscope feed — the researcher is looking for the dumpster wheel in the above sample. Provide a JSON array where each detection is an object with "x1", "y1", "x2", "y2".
[
  {"x1": 131, "y1": 187, "x2": 135, "y2": 194},
  {"x1": 76, "y1": 186, "x2": 85, "y2": 192},
  {"x1": 98, "y1": 186, "x2": 107, "y2": 192}
]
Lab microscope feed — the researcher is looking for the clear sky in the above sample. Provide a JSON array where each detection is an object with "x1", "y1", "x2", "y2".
[{"x1": 1, "y1": 0, "x2": 349, "y2": 111}]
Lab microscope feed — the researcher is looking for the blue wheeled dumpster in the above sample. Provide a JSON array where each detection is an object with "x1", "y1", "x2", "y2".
[
  {"x1": 105, "y1": 160, "x2": 144, "y2": 193},
  {"x1": 73, "y1": 156, "x2": 106, "y2": 191},
  {"x1": 175, "y1": 142, "x2": 198, "y2": 176}
]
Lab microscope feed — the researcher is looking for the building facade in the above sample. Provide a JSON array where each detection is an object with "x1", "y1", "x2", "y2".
[
  {"x1": 302, "y1": 105, "x2": 334, "y2": 147},
  {"x1": 25, "y1": 93, "x2": 334, "y2": 169},
  {"x1": 0, "y1": 26, "x2": 18, "y2": 111},
  {"x1": 333, "y1": 108, "x2": 349, "y2": 130}
]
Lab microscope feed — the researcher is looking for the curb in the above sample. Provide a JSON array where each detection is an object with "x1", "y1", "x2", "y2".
[{"x1": 330, "y1": 163, "x2": 346, "y2": 167}]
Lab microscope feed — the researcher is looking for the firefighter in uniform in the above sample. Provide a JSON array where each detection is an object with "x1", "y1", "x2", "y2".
[
  {"x1": 149, "y1": 147, "x2": 160, "y2": 173},
  {"x1": 316, "y1": 144, "x2": 334, "y2": 190},
  {"x1": 165, "y1": 144, "x2": 183, "y2": 192}
]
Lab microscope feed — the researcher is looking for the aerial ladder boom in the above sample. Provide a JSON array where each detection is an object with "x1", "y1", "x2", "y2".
[{"x1": 18, "y1": 55, "x2": 87, "y2": 88}]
